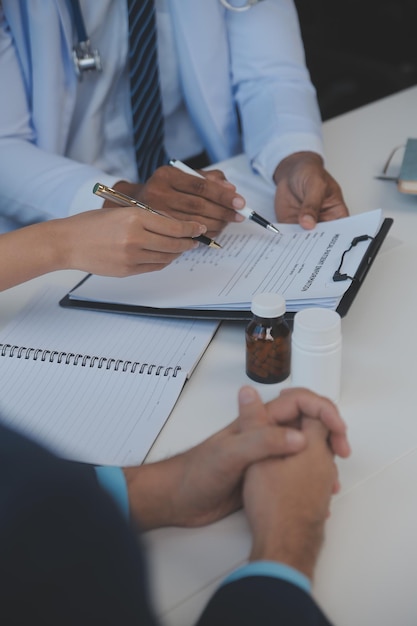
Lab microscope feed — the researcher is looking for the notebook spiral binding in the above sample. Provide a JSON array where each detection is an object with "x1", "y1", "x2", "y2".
[{"x1": 0, "y1": 343, "x2": 181, "y2": 376}]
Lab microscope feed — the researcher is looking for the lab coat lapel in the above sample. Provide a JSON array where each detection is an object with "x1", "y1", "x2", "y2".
[{"x1": 165, "y1": 0, "x2": 241, "y2": 162}]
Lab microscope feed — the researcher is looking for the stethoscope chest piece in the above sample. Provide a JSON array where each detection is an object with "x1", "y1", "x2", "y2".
[
  {"x1": 72, "y1": 40, "x2": 102, "y2": 80},
  {"x1": 67, "y1": 0, "x2": 102, "y2": 80}
]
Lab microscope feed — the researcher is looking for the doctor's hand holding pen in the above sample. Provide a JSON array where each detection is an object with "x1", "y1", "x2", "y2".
[
  {"x1": 101, "y1": 166, "x2": 248, "y2": 239},
  {"x1": 101, "y1": 155, "x2": 350, "y2": 238}
]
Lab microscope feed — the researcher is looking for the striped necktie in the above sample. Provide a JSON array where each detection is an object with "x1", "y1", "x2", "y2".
[{"x1": 127, "y1": 0, "x2": 168, "y2": 182}]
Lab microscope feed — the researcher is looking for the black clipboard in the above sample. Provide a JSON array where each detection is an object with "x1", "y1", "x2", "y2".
[{"x1": 60, "y1": 217, "x2": 393, "y2": 322}]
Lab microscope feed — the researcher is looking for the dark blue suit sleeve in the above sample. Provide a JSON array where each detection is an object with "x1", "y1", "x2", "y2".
[
  {"x1": 196, "y1": 575, "x2": 334, "y2": 626},
  {"x1": 0, "y1": 422, "x2": 158, "y2": 626},
  {"x1": 0, "y1": 421, "x2": 333, "y2": 626}
]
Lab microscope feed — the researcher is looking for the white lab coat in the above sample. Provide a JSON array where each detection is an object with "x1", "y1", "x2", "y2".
[{"x1": 0, "y1": 0, "x2": 323, "y2": 226}]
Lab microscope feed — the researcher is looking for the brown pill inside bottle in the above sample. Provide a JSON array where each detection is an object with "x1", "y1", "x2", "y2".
[{"x1": 245, "y1": 292, "x2": 291, "y2": 384}]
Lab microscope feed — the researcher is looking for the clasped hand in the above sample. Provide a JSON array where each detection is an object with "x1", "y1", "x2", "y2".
[{"x1": 124, "y1": 387, "x2": 350, "y2": 550}]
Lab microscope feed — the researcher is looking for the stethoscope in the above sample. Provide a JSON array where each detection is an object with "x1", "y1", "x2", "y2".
[
  {"x1": 67, "y1": 0, "x2": 266, "y2": 80},
  {"x1": 67, "y1": 0, "x2": 102, "y2": 80},
  {"x1": 219, "y1": 0, "x2": 265, "y2": 10}
]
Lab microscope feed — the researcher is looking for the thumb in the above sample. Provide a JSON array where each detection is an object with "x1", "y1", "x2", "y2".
[
  {"x1": 237, "y1": 385, "x2": 269, "y2": 431},
  {"x1": 236, "y1": 387, "x2": 306, "y2": 463},
  {"x1": 298, "y1": 179, "x2": 325, "y2": 230}
]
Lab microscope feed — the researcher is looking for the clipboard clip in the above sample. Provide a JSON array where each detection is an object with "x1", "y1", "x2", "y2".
[{"x1": 333, "y1": 235, "x2": 374, "y2": 282}]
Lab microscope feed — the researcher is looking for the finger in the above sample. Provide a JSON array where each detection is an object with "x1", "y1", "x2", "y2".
[
  {"x1": 237, "y1": 386, "x2": 269, "y2": 431},
  {"x1": 124, "y1": 262, "x2": 177, "y2": 275},
  {"x1": 298, "y1": 178, "x2": 327, "y2": 230},
  {"x1": 332, "y1": 477, "x2": 341, "y2": 495},
  {"x1": 176, "y1": 168, "x2": 245, "y2": 208},
  {"x1": 318, "y1": 206, "x2": 349, "y2": 222},
  {"x1": 165, "y1": 208, "x2": 230, "y2": 239},
  {"x1": 141, "y1": 169, "x2": 240, "y2": 234},
  {"x1": 229, "y1": 423, "x2": 306, "y2": 471},
  {"x1": 301, "y1": 414, "x2": 329, "y2": 438},
  {"x1": 146, "y1": 237, "x2": 201, "y2": 256},
  {"x1": 317, "y1": 191, "x2": 350, "y2": 222},
  {"x1": 138, "y1": 232, "x2": 199, "y2": 256},
  {"x1": 268, "y1": 388, "x2": 344, "y2": 431},
  {"x1": 302, "y1": 418, "x2": 351, "y2": 458},
  {"x1": 267, "y1": 388, "x2": 351, "y2": 458},
  {"x1": 301, "y1": 419, "x2": 341, "y2": 494},
  {"x1": 132, "y1": 214, "x2": 207, "y2": 255},
  {"x1": 171, "y1": 171, "x2": 245, "y2": 216},
  {"x1": 202, "y1": 168, "x2": 235, "y2": 188},
  {"x1": 151, "y1": 193, "x2": 233, "y2": 235},
  {"x1": 237, "y1": 386, "x2": 302, "y2": 438},
  {"x1": 233, "y1": 386, "x2": 309, "y2": 463},
  {"x1": 102, "y1": 176, "x2": 231, "y2": 234},
  {"x1": 328, "y1": 432, "x2": 351, "y2": 459}
]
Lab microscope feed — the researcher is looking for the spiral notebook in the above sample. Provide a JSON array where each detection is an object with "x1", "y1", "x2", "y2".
[{"x1": 0, "y1": 287, "x2": 218, "y2": 466}]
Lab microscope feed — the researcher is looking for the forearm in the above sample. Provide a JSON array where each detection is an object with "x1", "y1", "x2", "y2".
[
  {"x1": 0, "y1": 219, "x2": 69, "y2": 291},
  {"x1": 123, "y1": 458, "x2": 182, "y2": 530}
]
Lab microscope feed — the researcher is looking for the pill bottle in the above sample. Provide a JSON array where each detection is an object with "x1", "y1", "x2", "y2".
[
  {"x1": 245, "y1": 292, "x2": 291, "y2": 384},
  {"x1": 291, "y1": 308, "x2": 342, "y2": 402}
]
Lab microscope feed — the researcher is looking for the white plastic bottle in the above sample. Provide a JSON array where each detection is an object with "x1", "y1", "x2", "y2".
[{"x1": 291, "y1": 308, "x2": 342, "y2": 402}]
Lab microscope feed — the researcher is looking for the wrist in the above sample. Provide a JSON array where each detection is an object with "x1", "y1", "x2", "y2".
[
  {"x1": 51, "y1": 214, "x2": 91, "y2": 272},
  {"x1": 273, "y1": 151, "x2": 324, "y2": 186},
  {"x1": 249, "y1": 520, "x2": 325, "y2": 581},
  {"x1": 123, "y1": 459, "x2": 181, "y2": 530},
  {"x1": 42, "y1": 218, "x2": 72, "y2": 272}
]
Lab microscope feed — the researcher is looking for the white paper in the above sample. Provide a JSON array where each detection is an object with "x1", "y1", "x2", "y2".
[{"x1": 70, "y1": 210, "x2": 383, "y2": 312}]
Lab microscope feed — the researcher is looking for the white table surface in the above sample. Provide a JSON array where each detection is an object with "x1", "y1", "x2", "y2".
[{"x1": 1, "y1": 86, "x2": 417, "y2": 625}]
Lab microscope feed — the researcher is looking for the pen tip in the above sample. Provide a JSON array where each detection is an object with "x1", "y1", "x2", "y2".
[
  {"x1": 212, "y1": 242, "x2": 222, "y2": 249},
  {"x1": 269, "y1": 225, "x2": 281, "y2": 235}
]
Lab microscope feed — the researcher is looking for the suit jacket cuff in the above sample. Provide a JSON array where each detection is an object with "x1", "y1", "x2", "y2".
[
  {"x1": 222, "y1": 560, "x2": 311, "y2": 594},
  {"x1": 95, "y1": 466, "x2": 129, "y2": 519}
]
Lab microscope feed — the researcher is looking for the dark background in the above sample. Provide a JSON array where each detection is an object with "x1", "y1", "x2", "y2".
[{"x1": 294, "y1": 0, "x2": 417, "y2": 120}]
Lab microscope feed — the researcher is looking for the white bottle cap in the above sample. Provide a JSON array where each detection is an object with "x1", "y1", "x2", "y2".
[
  {"x1": 292, "y1": 308, "x2": 341, "y2": 346},
  {"x1": 251, "y1": 292, "x2": 286, "y2": 318}
]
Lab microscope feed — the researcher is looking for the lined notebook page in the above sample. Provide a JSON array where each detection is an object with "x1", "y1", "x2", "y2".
[
  {"x1": 0, "y1": 354, "x2": 186, "y2": 465},
  {"x1": 0, "y1": 287, "x2": 218, "y2": 465},
  {"x1": 1, "y1": 287, "x2": 219, "y2": 374}
]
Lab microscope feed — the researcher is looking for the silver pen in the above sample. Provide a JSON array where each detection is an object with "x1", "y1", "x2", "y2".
[
  {"x1": 93, "y1": 183, "x2": 222, "y2": 249},
  {"x1": 169, "y1": 159, "x2": 280, "y2": 235}
]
